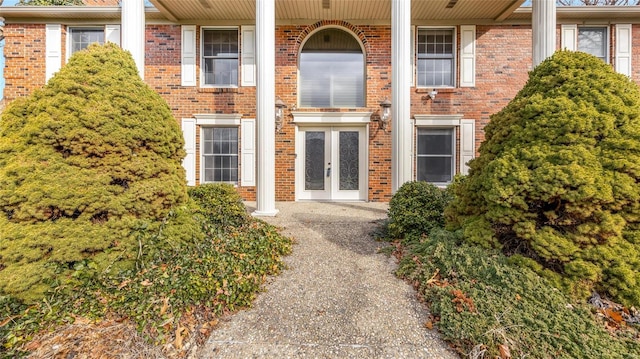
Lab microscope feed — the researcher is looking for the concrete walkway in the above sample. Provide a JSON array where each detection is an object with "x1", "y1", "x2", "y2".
[{"x1": 200, "y1": 202, "x2": 458, "y2": 358}]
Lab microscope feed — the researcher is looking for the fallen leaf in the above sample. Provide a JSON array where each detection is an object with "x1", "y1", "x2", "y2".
[
  {"x1": 160, "y1": 297, "x2": 170, "y2": 315},
  {"x1": 424, "y1": 321, "x2": 433, "y2": 329},
  {"x1": 117, "y1": 279, "x2": 131, "y2": 290},
  {"x1": 498, "y1": 344, "x2": 511, "y2": 359},
  {"x1": 140, "y1": 279, "x2": 153, "y2": 287},
  {"x1": 604, "y1": 308, "x2": 624, "y2": 324},
  {"x1": 174, "y1": 326, "x2": 185, "y2": 349}
]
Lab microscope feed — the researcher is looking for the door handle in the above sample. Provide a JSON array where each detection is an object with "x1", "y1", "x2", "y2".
[{"x1": 326, "y1": 163, "x2": 331, "y2": 177}]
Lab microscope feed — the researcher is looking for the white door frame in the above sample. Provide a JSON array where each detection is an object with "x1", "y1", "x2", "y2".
[{"x1": 292, "y1": 112, "x2": 371, "y2": 201}]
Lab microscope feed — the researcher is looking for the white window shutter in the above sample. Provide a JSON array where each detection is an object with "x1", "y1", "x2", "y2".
[
  {"x1": 561, "y1": 24, "x2": 577, "y2": 51},
  {"x1": 105, "y1": 25, "x2": 121, "y2": 46},
  {"x1": 241, "y1": 118, "x2": 256, "y2": 186},
  {"x1": 459, "y1": 25, "x2": 476, "y2": 88},
  {"x1": 182, "y1": 118, "x2": 197, "y2": 186},
  {"x1": 409, "y1": 25, "x2": 415, "y2": 86},
  {"x1": 241, "y1": 26, "x2": 256, "y2": 87},
  {"x1": 181, "y1": 25, "x2": 197, "y2": 87},
  {"x1": 615, "y1": 24, "x2": 632, "y2": 77},
  {"x1": 460, "y1": 119, "x2": 475, "y2": 175},
  {"x1": 45, "y1": 24, "x2": 62, "y2": 82}
]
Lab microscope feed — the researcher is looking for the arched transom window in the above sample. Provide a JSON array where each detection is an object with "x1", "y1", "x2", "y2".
[{"x1": 299, "y1": 28, "x2": 365, "y2": 108}]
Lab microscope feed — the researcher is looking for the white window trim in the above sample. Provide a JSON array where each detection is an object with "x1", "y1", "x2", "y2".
[
  {"x1": 291, "y1": 111, "x2": 373, "y2": 124},
  {"x1": 194, "y1": 113, "x2": 242, "y2": 126},
  {"x1": 615, "y1": 24, "x2": 632, "y2": 77},
  {"x1": 562, "y1": 25, "x2": 611, "y2": 64},
  {"x1": 66, "y1": 26, "x2": 114, "y2": 61},
  {"x1": 241, "y1": 26, "x2": 256, "y2": 86},
  {"x1": 199, "y1": 119, "x2": 241, "y2": 185},
  {"x1": 414, "y1": 114, "x2": 475, "y2": 184},
  {"x1": 181, "y1": 25, "x2": 197, "y2": 87},
  {"x1": 459, "y1": 25, "x2": 476, "y2": 88},
  {"x1": 200, "y1": 26, "x2": 240, "y2": 88},
  {"x1": 182, "y1": 118, "x2": 197, "y2": 186},
  {"x1": 416, "y1": 26, "x2": 457, "y2": 89},
  {"x1": 46, "y1": 24, "x2": 62, "y2": 82}
]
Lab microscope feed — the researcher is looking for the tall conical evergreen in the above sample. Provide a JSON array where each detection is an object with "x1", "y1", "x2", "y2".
[
  {"x1": 0, "y1": 43, "x2": 187, "y2": 300},
  {"x1": 446, "y1": 51, "x2": 640, "y2": 306}
]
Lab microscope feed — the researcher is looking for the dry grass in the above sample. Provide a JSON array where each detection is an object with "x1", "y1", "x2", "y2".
[{"x1": 25, "y1": 319, "x2": 167, "y2": 359}]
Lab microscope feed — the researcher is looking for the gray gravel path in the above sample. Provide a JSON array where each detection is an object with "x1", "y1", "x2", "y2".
[{"x1": 199, "y1": 201, "x2": 458, "y2": 359}]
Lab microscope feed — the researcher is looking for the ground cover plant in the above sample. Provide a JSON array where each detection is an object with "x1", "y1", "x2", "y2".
[
  {"x1": 0, "y1": 44, "x2": 292, "y2": 357},
  {"x1": 446, "y1": 51, "x2": 640, "y2": 307},
  {"x1": 386, "y1": 181, "x2": 640, "y2": 358}
]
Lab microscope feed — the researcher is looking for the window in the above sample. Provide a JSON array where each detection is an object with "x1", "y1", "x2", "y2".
[
  {"x1": 299, "y1": 28, "x2": 365, "y2": 108},
  {"x1": 69, "y1": 27, "x2": 104, "y2": 54},
  {"x1": 417, "y1": 28, "x2": 455, "y2": 88},
  {"x1": 578, "y1": 27, "x2": 608, "y2": 63},
  {"x1": 416, "y1": 128, "x2": 454, "y2": 184},
  {"x1": 202, "y1": 29, "x2": 239, "y2": 86},
  {"x1": 202, "y1": 127, "x2": 238, "y2": 183}
]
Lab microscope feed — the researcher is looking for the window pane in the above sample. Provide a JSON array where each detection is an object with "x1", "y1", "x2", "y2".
[
  {"x1": 204, "y1": 58, "x2": 238, "y2": 86},
  {"x1": 300, "y1": 29, "x2": 364, "y2": 108},
  {"x1": 578, "y1": 27, "x2": 607, "y2": 62},
  {"x1": 202, "y1": 29, "x2": 239, "y2": 86},
  {"x1": 202, "y1": 127, "x2": 238, "y2": 183},
  {"x1": 203, "y1": 29, "x2": 238, "y2": 57},
  {"x1": 416, "y1": 128, "x2": 454, "y2": 184},
  {"x1": 417, "y1": 128, "x2": 453, "y2": 155},
  {"x1": 70, "y1": 28, "x2": 104, "y2": 54},
  {"x1": 417, "y1": 59, "x2": 453, "y2": 87},
  {"x1": 417, "y1": 157, "x2": 453, "y2": 183},
  {"x1": 417, "y1": 28, "x2": 454, "y2": 87}
]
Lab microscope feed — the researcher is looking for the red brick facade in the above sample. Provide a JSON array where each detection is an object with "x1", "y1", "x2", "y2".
[{"x1": 3, "y1": 19, "x2": 640, "y2": 202}]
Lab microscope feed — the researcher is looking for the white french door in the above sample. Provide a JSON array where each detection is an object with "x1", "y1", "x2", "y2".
[{"x1": 296, "y1": 126, "x2": 367, "y2": 201}]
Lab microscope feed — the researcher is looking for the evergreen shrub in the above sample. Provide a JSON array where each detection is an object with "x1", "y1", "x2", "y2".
[
  {"x1": 0, "y1": 43, "x2": 187, "y2": 301},
  {"x1": 446, "y1": 51, "x2": 640, "y2": 306},
  {"x1": 387, "y1": 181, "x2": 452, "y2": 239},
  {"x1": 188, "y1": 183, "x2": 249, "y2": 229}
]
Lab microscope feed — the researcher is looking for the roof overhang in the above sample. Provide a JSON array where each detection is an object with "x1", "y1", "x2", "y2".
[
  {"x1": 511, "y1": 6, "x2": 640, "y2": 23},
  {"x1": 0, "y1": 6, "x2": 165, "y2": 23},
  {"x1": 2, "y1": 2, "x2": 639, "y2": 25},
  {"x1": 148, "y1": 0, "x2": 527, "y2": 23}
]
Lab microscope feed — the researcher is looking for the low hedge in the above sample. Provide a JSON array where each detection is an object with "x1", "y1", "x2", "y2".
[
  {"x1": 1, "y1": 184, "x2": 292, "y2": 357},
  {"x1": 395, "y1": 229, "x2": 640, "y2": 358}
]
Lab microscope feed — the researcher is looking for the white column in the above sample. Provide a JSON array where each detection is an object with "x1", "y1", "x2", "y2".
[
  {"x1": 253, "y1": 0, "x2": 278, "y2": 217},
  {"x1": 391, "y1": 0, "x2": 412, "y2": 193},
  {"x1": 121, "y1": 0, "x2": 145, "y2": 78},
  {"x1": 532, "y1": 0, "x2": 556, "y2": 67}
]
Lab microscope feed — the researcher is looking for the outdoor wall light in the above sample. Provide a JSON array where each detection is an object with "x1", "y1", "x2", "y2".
[
  {"x1": 379, "y1": 98, "x2": 392, "y2": 132},
  {"x1": 429, "y1": 89, "x2": 438, "y2": 100},
  {"x1": 275, "y1": 97, "x2": 287, "y2": 133}
]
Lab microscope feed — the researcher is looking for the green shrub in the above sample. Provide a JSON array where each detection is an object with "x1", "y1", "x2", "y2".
[
  {"x1": 188, "y1": 183, "x2": 249, "y2": 229},
  {"x1": 396, "y1": 229, "x2": 640, "y2": 359},
  {"x1": 0, "y1": 43, "x2": 187, "y2": 301},
  {"x1": 1, "y1": 194, "x2": 292, "y2": 357},
  {"x1": 387, "y1": 181, "x2": 452, "y2": 239},
  {"x1": 446, "y1": 51, "x2": 640, "y2": 306}
]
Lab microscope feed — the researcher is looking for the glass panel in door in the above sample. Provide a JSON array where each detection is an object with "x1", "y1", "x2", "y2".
[
  {"x1": 339, "y1": 131, "x2": 359, "y2": 191},
  {"x1": 305, "y1": 131, "x2": 326, "y2": 191}
]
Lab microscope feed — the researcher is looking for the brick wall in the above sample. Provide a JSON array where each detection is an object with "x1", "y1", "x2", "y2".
[
  {"x1": 3, "y1": 24, "x2": 46, "y2": 101},
  {"x1": 3, "y1": 21, "x2": 639, "y2": 202}
]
